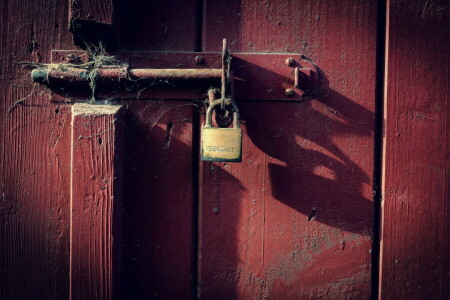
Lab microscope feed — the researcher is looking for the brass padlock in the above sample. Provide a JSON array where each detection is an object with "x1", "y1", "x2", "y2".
[{"x1": 201, "y1": 100, "x2": 242, "y2": 162}]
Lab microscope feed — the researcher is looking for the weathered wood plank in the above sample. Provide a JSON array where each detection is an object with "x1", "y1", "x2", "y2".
[
  {"x1": 380, "y1": 0, "x2": 450, "y2": 298},
  {"x1": 0, "y1": 0, "x2": 74, "y2": 298},
  {"x1": 70, "y1": 103, "x2": 124, "y2": 299},
  {"x1": 200, "y1": 0, "x2": 377, "y2": 298}
]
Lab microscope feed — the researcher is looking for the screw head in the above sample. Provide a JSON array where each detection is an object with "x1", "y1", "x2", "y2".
[
  {"x1": 285, "y1": 57, "x2": 296, "y2": 67},
  {"x1": 285, "y1": 88, "x2": 295, "y2": 96},
  {"x1": 194, "y1": 55, "x2": 205, "y2": 64}
]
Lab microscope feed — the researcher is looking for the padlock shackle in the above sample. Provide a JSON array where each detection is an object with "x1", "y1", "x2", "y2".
[{"x1": 205, "y1": 99, "x2": 240, "y2": 128}]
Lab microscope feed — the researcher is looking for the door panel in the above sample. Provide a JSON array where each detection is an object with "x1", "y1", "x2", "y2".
[
  {"x1": 200, "y1": 0, "x2": 377, "y2": 298},
  {"x1": 380, "y1": 1, "x2": 450, "y2": 298}
]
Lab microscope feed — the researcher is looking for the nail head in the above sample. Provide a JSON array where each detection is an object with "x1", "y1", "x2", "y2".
[
  {"x1": 285, "y1": 57, "x2": 296, "y2": 67},
  {"x1": 195, "y1": 55, "x2": 205, "y2": 64},
  {"x1": 285, "y1": 88, "x2": 295, "y2": 96}
]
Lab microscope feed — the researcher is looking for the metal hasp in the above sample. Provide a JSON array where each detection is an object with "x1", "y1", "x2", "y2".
[{"x1": 30, "y1": 41, "x2": 318, "y2": 102}]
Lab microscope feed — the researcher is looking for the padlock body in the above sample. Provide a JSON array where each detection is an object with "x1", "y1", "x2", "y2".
[{"x1": 201, "y1": 127, "x2": 242, "y2": 162}]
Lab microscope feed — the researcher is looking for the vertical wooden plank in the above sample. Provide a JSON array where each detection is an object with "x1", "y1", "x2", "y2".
[
  {"x1": 380, "y1": 0, "x2": 449, "y2": 298},
  {"x1": 70, "y1": 103, "x2": 123, "y2": 299},
  {"x1": 0, "y1": 0, "x2": 74, "y2": 299},
  {"x1": 200, "y1": 0, "x2": 377, "y2": 298}
]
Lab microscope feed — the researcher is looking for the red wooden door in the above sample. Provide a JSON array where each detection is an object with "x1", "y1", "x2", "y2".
[{"x1": 0, "y1": 0, "x2": 448, "y2": 299}]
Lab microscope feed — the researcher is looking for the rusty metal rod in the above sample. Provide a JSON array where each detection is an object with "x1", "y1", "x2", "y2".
[{"x1": 31, "y1": 65, "x2": 222, "y2": 83}]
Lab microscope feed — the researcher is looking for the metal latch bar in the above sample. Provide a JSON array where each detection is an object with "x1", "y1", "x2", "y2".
[{"x1": 32, "y1": 66, "x2": 222, "y2": 83}]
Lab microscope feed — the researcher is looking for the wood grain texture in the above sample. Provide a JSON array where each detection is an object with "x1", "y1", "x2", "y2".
[
  {"x1": 380, "y1": 0, "x2": 450, "y2": 299},
  {"x1": 200, "y1": 0, "x2": 377, "y2": 298},
  {"x1": 0, "y1": 0, "x2": 74, "y2": 299},
  {"x1": 70, "y1": 103, "x2": 123, "y2": 300}
]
